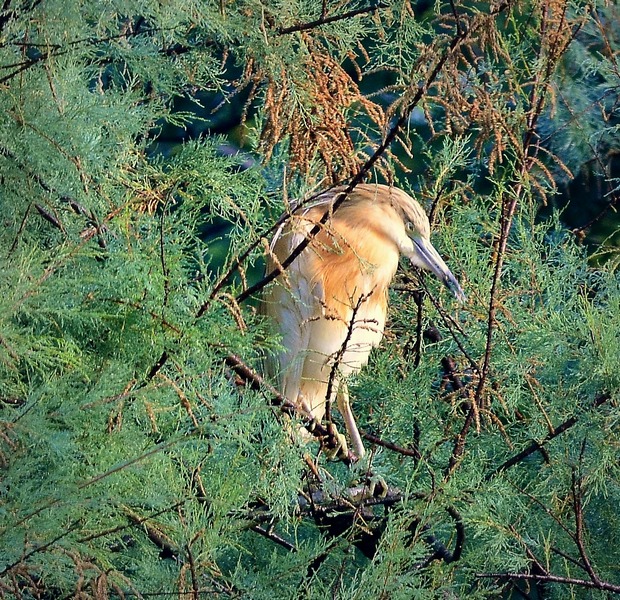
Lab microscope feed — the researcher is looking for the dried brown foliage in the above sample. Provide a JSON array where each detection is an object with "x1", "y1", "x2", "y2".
[
  {"x1": 422, "y1": 2, "x2": 582, "y2": 200},
  {"x1": 223, "y1": 0, "x2": 586, "y2": 206},
  {"x1": 239, "y1": 37, "x2": 389, "y2": 184}
]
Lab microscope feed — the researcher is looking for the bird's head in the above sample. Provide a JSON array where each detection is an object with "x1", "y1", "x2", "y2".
[{"x1": 383, "y1": 186, "x2": 466, "y2": 302}]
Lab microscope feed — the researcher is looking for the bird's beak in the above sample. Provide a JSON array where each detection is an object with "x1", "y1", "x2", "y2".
[{"x1": 411, "y1": 237, "x2": 466, "y2": 302}]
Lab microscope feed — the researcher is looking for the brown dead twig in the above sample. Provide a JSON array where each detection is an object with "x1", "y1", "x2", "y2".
[{"x1": 242, "y1": 41, "x2": 389, "y2": 184}]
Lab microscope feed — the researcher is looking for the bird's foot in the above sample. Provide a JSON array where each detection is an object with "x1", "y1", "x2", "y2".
[
  {"x1": 347, "y1": 473, "x2": 389, "y2": 502},
  {"x1": 321, "y1": 422, "x2": 350, "y2": 461}
]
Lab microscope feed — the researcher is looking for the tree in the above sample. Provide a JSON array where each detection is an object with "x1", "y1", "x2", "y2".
[{"x1": 0, "y1": 0, "x2": 619, "y2": 598}]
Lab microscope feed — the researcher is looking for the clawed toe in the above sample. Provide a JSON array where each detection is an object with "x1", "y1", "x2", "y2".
[{"x1": 347, "y1": 473, "x2": 389, "y2": 502}]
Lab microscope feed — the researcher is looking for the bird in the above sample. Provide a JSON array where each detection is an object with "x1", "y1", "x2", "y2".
[{"x1": 261, "y1": 183, "x2": 465, "y2": 459}]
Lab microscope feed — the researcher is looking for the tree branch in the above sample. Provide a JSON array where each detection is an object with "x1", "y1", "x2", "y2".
[
  {"x1": 571, "y1": 441, "x2": 600, "y2": 585},
  {"x1": 251, "y1": 525, "x2": 297, "y2": 552},
  {"x1": 476, "y1": 572, "x2": 620, "y2": 594},
  {"x1": 277, "y1": 2, "x2": 389, "y2": 35},
  {"x1": 224, "y1": 352, "x2": 357, "y2": 464},
  {"x1": 361, "y1": 430, "x2": 421, "y2": 459},
  {"x1": 487, "y1": 393, "x2": 611, "y2": 479}
]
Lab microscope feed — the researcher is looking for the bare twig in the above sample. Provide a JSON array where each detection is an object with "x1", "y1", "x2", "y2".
[
  {"x1": 185, "y1": 542, "x2": 200, "y2": 600},
  {"x1": 412, "y1": 289, "x2": 424, "y2": 369},
  {"x1": 123, "y1": 505, "x2": 178, "y2": 558},
  {"x1": 7, "y1": 201, "x2": 32, "y2": 256},
  {"x1": 324, "y1": 291, "x2": 373, "y2": 424},
  {"x1": 416, "y1": 275, "x2": 480, "y2": 374},
  {"x1": 34, "y1": 202, "x2": 64, "y2": 231},
  {"x1": 0, "y1": 25, "x2": 183, "y2": 84},
  {"x1": 445, "y1": 404, "x2": 477, "y2": 477},
  {"x1": 251, "y1": 525, "x2": 297, "y2": 552},
  {"x1": 361, "y1": 431, "x2": 421, "y2": 459},
  {"x1": 571, "y1": 441, "x2": 600, "y2": 585},
  {"x1": 0, "y1": 521, "x2": 81, "y2": 577}
]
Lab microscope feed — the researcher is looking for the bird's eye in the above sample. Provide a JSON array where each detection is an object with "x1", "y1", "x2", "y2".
[{"x1": 406, "y1": 222, "x2": 414, "y2": 233}]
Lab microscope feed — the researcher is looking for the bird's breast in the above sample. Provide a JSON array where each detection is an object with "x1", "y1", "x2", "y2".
[{"x1": 314, "y1": 224, "x2": 400, "y2": 321}]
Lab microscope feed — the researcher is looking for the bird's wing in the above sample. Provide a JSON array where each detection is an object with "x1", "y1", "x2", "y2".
[{"x1": 262, "y1": 220, "x2": 325, "y2": 403}]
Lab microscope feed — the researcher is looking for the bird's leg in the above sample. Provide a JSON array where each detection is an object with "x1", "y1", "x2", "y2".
[
  {"x1": 336, "y1": 382, "x2": 365, "y2": 459},
  {"x1": 335, "y1": 386, "x2": 389, "y2": 498}
]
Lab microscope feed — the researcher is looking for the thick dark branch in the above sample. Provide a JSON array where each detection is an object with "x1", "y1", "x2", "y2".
[
  {"x1": 420, "y1": 505, "x2": 465, "y2": 565},
  {"x1": 146, "y1": 350, "x2": 169, "y2": 382},
  {"x1": 447, "y1": 505, "x2": 465, "y2": 562},
  {"x1": 277, "y1": 2, "x2": 388, "y2": 35},
  {"x1": 34, "y1": 203, "x2": 64, "y2": 231}
]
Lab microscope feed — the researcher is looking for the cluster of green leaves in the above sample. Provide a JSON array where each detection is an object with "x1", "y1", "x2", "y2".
[{"x1": 0, "y1": 0, "x2": 619, "y2": 599}]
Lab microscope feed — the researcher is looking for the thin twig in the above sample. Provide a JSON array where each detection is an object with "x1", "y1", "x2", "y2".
[
  {"x1": 361, "y1": 431, "x2": 421, "y2": 459},
  {"x1": 0, "y1": 25, "x2": 183, "y2": 84},
  {"x1": 473, "y1": 6, "x2": 573, "y2": 410},
  {"x1": 571, "y1": 441, "x2": 600, "y2": 584},
  {"x1": 324, "y1": 291, "x2": 373, "y2": 423},
  {"x1": 412, "y1": 289, "x2": 424, "y2": 369},
  {"x1": 123, "y1": 505, "x2": 178, "y2": 558},
  {"x1": 224, "y1": 352, "x2": 356, "y2": 464},
  {"x1": 445, "y1": 404, "x2": 477, "y2": 477},
  {"x1": 251, "y1": 525, "x2": 297, "y2": 552},
  {"x1": 185, "y1": 542, "x2": 200, "y2": 600},
  {"x1": 0, "y1": 521, "x2": 81, "y2": 577},
  {"x1": 418, "y1": 275, "x2": 479, "y2": 373}
]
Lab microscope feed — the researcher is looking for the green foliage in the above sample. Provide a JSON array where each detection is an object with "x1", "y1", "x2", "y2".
[{"x1": 1, "y1": 0, "x2": 619, "y2": 598}]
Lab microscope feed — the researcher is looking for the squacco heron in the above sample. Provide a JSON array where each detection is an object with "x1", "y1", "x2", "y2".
[{"x1": 263, "y1": 183, "x2": 465, "y2": 459}]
